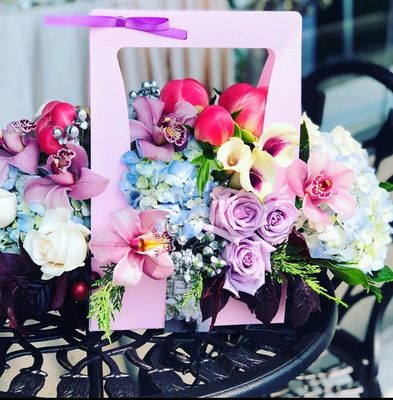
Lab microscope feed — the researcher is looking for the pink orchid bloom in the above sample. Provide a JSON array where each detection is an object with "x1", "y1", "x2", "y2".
[
  {"x1": 0, "y1": 120, "x2": 40, "y2": 186},
  {"x1": 89, "y1": 208, "x2": 174, "y2": 287},
  {"x1": 129, "y1": 96, "x2": 197, "y2": 162},
  {"x1": 24, "y1": 144, "x2": 108, "y2": 210},
  {"x1": 288, "y1": 152, "x2": 356, "y2": 225}
]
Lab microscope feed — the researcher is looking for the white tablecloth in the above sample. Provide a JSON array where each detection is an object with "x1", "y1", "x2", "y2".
[{"x1": 0, "y1": 0, "x2": 233, "y2": 126}]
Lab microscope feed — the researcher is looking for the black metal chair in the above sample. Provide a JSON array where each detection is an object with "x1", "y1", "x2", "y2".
[{"x1": 279, "y1": 60, "x2": 393, "y2": 398}]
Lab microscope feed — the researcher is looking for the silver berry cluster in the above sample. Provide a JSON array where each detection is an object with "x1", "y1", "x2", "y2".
[
  {"x1": 52, "y1": 107, "x2": 89, "y2": 145},
  {"x1": 128, "y1": 81, "x2": 161, "y2": 120}
]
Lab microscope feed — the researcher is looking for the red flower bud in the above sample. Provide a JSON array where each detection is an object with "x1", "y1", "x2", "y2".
[
  {"x1": 219, "y1": 83, "x2": 268, "y2": 138},
  {"x1": 160, "y1": 78, "x2": 209, "y2": 114},
  {"x1": 194, "y1": 105, "x2": 234, "y2": 146}
]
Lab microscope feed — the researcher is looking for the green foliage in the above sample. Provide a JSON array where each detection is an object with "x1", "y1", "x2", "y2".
[
  {"x1": 371, "y1": 266, "x2": 393, "y2": 283},
  {"x1": 272, "y1": 243, "x2": 347, "y2": 306},
  {"x1": 368, "y1": 283, "x2": 383, "y2": 303},
  {"x1": 88, "y1": 266, "x2": 125, "y2": 342},
  {"x1": 240, "y1": 128, "x2": 257, "y2": 144},
  {"x1": 305, "y1": 276, "x2": 347, "y2": 307},
  {"x1": 197, "y1": 158, "x2": 211, "y2": 195},
  {"x1": 231, "y1": 109, "x2": 243, "y2": 120},
  {"x1": 181, "y1": 274, "x2": 204, "y2": 308},
  {"x1": 299, "y1": 120, "x2": 310, "y2": 163},
  {"x1": 379, "y1": 181, "x2": 393, "y2": 192},
  {"x1": 316, "y1": 259, "x2": 369, "y2": 289},
  {"x1": 233, "y1": 124, "x2": 242, "y2": 138}
]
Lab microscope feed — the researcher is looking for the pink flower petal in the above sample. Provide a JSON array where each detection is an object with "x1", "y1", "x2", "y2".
[
  {"x1": 173, "y1": 101, "x2": 197, "y2": 125},
  {"x1": 8, "y1": 139, "x2": 40, "y2": 175},
  {"x1": 325, "y1": 189, "x2": 356, "y2": 218},
  {"x1": 129, "y1": 119, "x2": 153, "y2": 142},
  {"x1": 139, "y1": 209, "x2": 168, "y2": 232},
  {"x1": 111, "y1": 208, "x2": 142, "y2": 243},
  {"x1": 0, "y1": 157, "x2": 9, "y2": 186},
  {"x1": 307, "y1": 152, "x2": 332, "y2": 180},
  {"x1": 113, "y1": 251, "x2": 144, "y2": 287},
  {"x1": 133, "y1": 96, "x2": 165, "y2": 130},
  {"x1": 303, "y1": 194, "x2": 332, "y2": 225},
  {"x1": 66, "y1": 143, "x2": 89, "y2": 171},
  {"x1": 90, "y1": 231, "x2": 129, "y2": 264},
  {"x1": 143, "y1": 253, "x2": 174, "y2": 280},
  {"x1": 69, "y1": 167, "x2": 109, "y2": 200},
  {"x1": 24, "y1": 177, "x2": 55, "y2": 204},
  {"x1": 286, "y1": 159, "x2": 308, "y2": 197},
  {"x1": 136, "y1": 140, "x2": 174, "y2": 162},
  {"x1": 45, "y1": 185, "x2": 72, "y2": 210},
  {"x1": 330, "y1": 165, "x2": 355, "y2": 190}
]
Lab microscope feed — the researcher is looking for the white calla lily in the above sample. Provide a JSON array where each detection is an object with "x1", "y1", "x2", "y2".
[
  {"x1": 217, "y1": 137, "x2": 252, "y2": 172},
  {"x1": 0, "y1": 188, "x2": 17, "y2": 228},
  {"x1": 259, "y1": 123, "x2": 299, "y2": 167},
  {"x1": 240, "y1": 147, "x2": 276, "y2": 201}
]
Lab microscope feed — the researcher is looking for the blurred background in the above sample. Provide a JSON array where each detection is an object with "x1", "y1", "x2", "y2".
[
  {"x1": 0, "y1": 0, "x2": 392, "y2": 397},
  {"x1": 1, "y1": 0, "x2": 393, "y2": 140}
]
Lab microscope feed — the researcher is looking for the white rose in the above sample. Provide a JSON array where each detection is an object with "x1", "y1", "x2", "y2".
[
  {"x1": 0, "y1": 188, "x2": 17, "y2": 228},
  {"x1": 23, "y1": 208, "x2": 91, "y2": 280}
]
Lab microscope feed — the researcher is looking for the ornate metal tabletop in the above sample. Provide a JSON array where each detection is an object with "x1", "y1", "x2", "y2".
[{"x1": 0, "y1": 278, "x2": 337, "y2": 398}]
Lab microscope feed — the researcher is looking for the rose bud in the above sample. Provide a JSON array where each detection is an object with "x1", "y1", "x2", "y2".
[
  {"x1": 194, "y1": 105, "x2": 235, "y2": 146},
  {"x1": 218, "y1": 83, "x2": 268, "y2": 138},
  {"x1": 160, "y1": 78, "x2": 209, "y2": 114}
]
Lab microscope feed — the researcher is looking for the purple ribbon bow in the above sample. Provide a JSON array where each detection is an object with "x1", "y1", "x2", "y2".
[{"x1": 45, "y1": 15, "x2": 187, "y2": 40}]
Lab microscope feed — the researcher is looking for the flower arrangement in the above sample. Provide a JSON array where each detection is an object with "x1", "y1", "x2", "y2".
[
  {"x1": 87, "y1": 78, "x2": 393, "y2": 338},
  {"x1": 1, "y1": 79, "x2": 392, "y2": 338}
]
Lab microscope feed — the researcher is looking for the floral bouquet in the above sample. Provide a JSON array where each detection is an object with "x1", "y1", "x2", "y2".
[{"x1": 1, "y1": 78, "x2": 393, "y2": 338}]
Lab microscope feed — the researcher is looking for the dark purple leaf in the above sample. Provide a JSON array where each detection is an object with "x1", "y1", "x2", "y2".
[
  {"x1": 237, "y1": 275, "x2": 282, "y2": 325},
  {"x1": 51, "y1": 273, "x2": 69, "y2": 309},
  {"x1": 200, "y1": 272, "x2": 229, "y2": 329},
  {"x1": 288, "y1": 231, "x2": 311, "y2": 258},
  {"x1": 26, "y1": 281, "x2": 52, "y2": 316},
  {"x1": 290, "y1": 277, "x2": 320, "y2": 328},
  {"x1": 254, "y1": 275, "x2": 282, "y2": 325}
]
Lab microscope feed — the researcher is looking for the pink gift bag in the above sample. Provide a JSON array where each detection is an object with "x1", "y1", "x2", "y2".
[{"x1": 90, "y1": 9, "x2": 302, "y2": 331}]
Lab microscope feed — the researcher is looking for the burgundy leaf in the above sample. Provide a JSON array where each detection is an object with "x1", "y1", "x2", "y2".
[
  {"x1": 200, "y1": 272, "x2": 229, "y2": 330},
  {"x1": 290, "y1": 277, "x2": 320, "y2": 328},
  {"x1": 288, "y1": 230, "x2": 311, "y2": 258},
  {"x1": 51, "y1": 273, "x2": 69, "y2": 310},
  {"x1": 253, "y1": 275, "x2": 282, "y2": 325}
]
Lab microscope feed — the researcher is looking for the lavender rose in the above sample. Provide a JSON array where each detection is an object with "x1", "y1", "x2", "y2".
[
  {"x1": 223, "y1": 236, "x2": 275, "y2": 297},
  {"x1": 209, "y1": 187, "x2": 265, "y2": 240},
  {"x1": 257, "y1": 196, "x2": 299, "y2": 245}
]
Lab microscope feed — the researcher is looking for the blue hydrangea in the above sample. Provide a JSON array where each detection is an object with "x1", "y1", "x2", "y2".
[
  {"x1": 1, "y1": 165, "x2": 18, "y2": 191},
  {"x1": 120, "y1": 150, "x2": 216, "y2": 239}
]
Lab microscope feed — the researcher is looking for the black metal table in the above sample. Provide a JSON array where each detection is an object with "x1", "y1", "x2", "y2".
[{"x1": 0, "y1": 277, "x2": 337, "y2": 398}]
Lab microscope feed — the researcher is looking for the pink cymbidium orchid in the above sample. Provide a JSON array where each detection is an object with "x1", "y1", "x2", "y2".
[
  {"x1": 129, "y1": 96, "x2": 196, "y2": 162},
  {"x1": 288, "y1": 151, "x2": 356, "y2": 225},
  {"x1": 24, "y1": 144, "x2": 108, "y2": 210},
  {"x1": 89, "y1": 208, "x2": 174, "y2": 287},
  {"x1": 0, "y1": 120, "x2": 40, "y2": 186}
]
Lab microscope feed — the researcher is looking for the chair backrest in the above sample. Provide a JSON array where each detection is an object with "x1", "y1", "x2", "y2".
[{"x1": 302, "y1": 60, "x2": 393, "y2": 169}]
